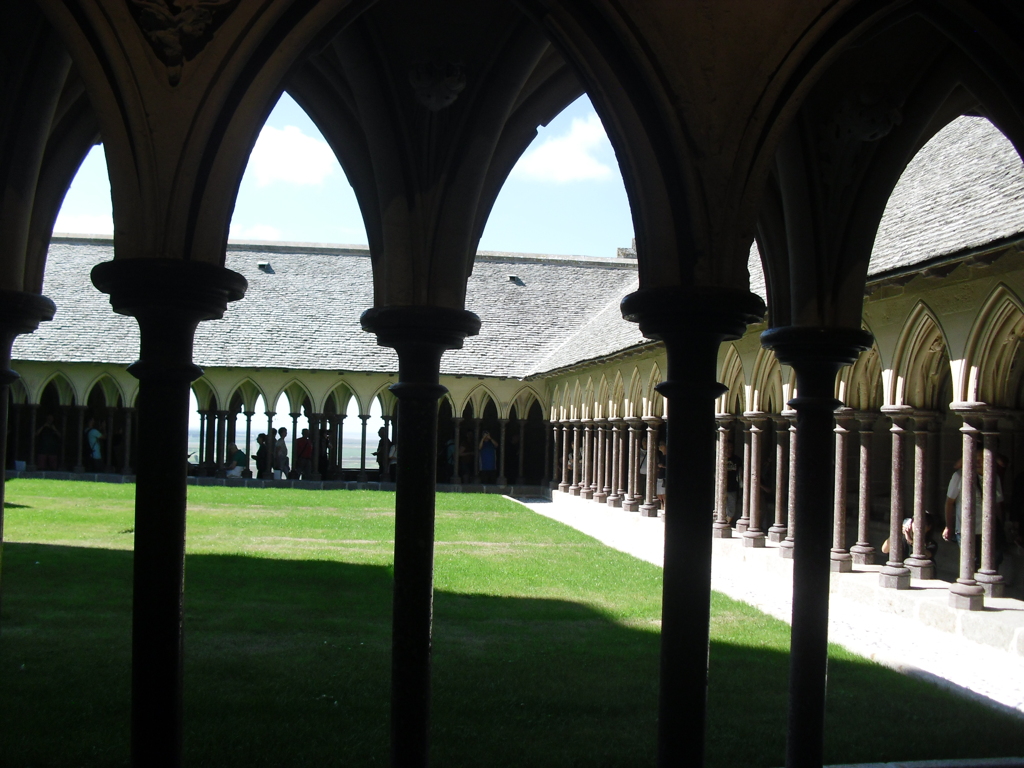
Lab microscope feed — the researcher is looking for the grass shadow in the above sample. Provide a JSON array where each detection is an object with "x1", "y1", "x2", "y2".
[
  {"x1": 2, "y1": 542, "x2": 1023, "y2": 767},
  {"x1": 4, "y1": 502, "x2": 31, "y2": 509}
]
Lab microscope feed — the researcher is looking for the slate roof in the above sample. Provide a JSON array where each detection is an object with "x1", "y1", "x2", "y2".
[{"x1": 14, "y1": 117, "x2": 1024, "y2": 378}]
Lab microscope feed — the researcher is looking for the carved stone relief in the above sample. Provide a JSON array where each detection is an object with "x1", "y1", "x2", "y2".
[
  {"x1": 127, "y1": 0, "x2": 238, "y2": 85},
  {"x1": 408, "y1": 60, "x2": 467, "y2": 112}
]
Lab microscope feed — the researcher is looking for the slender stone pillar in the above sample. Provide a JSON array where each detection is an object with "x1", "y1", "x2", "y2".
[
  {"x1": 640, "y1": 418, "x2": 660, "y2": 517},
  {"x1": 623, "y1": 286, "x2": 764, "y2": 768},
  {"x1": 25, "y1": 403, "x2": 38, "y2": 471},
  {"x1": 713, "y1": 414, "x2": 734, "y2": 538},
  {"x1": 569, "y1": 419, "x2": 583, "y2": 495},
  {"x1": 580, "y1": 419, "x2": 594, "y2": 498},
  {"x1": 104, "y1": 408, "x2": 116, "y2": 473},
  {"x1": 976, "y1": 413, "x2": 1005, "y2": 597},
  {"x1": 74, "y1": 405, "x2": 87, "y2": 473},
  {"x1": 92, "y1": 258, "x2": 245, "y2": 768},
  {"x1": 265, "y1": 413, "x2": 276, "y2": 478},
  {"x1": 0, "y1": 291, "x2": 56, "y2": 620},
  {"x1": 606, "y1": 417, "x2": 622, "y2": 507},
  {"x1": 949, "y1": 409, "x2": 985, "y2": 610},
  {"x1": 616, "y1": 420, "x2": 628, "y2": 499},
  {"x1": 59, "y1": 406, "x2": 69, "y2": 470},
  {"x1": 761, "y1": 326, "x2": 872, "y2": 768},
  {"x1": 905, "y1": 412, "x2": 937, "y2": 580},
  {"x1": 743, "y1": 413, "x2": 767, "y2": 547},
  {"x1": 361, "y1": 305, "x2": 480, "y2": 768},
  {"x1": 780, "y1": 412, "x2": 797, "y2": 558},
  {"x1": 214, "y1": 410, "x2": 227, "y2": 477},
  {"x1": 879, "y1": 408, "x2": 912, "y2": 589},
  {"x1": 850, "y1": 412, "x2": 876, "y2": 565},
  {"x1": 593, "y1": 419, "x2": 608, "y2": 502},
  {"x1": 121, "y1": 408, "x2": 135, "y2": 475},
  {"x1": 359, "y1": 414, "x2": 370, "y2": 482},
  {"x1": 290, "y1": 412, "x2": 300, "y2": 475},
  {"x1": 551, "y1": 422, "x2": 561, "y2": 490},
  {"x1": 197, "y1": 410, "x2": 206, "y2": 467},
  {"x1": 830, "y1": 408, "x2": 854, "y2": 572},
  {"x1": 517, "y1": 418, "x2": 527, "y2": 484},
  {"x1": 10, "y1": 402, "x2": 22, "y2": 468},
  {"x1": 242, "y1": 411, "x2": 254, "y2": 478},
  {"x1": 450, "y1": 416, "x2": 462, "y2": 483},
  {"x1": 472, "y1": 417, "x2": 482, "y2": 484},
  {"x1": 309, "y1": 413, "x2": 322, "y2": 481},
  {"x1": 769, "y1": 415, "x2": 790, "y2": 543},
  {"x1": 736, "y1": 417, "x2": 752, "y2": 533},
  {"x1": 204, "y1": 407, "x2": 217, "y2": 474},
  {"x1": 558, "y1": 421, "x2": 570, "y2": 492},
  {"x1": 623, "y1": 419, "x2": 643, "y2": 512},
  {"x1": 497, "y1": 418, "x2": 509, "y2": 486}
]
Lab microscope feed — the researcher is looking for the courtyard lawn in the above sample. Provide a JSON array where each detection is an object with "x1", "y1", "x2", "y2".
[{"x1": 1, "y1": 480, "x2": 1022, "y2": 767}]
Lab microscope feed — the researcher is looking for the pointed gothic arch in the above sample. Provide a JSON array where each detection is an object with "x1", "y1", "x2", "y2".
[
  {"x1": 888, "y1": 301, "x2": 952, "y2": 410},
  {"x1": 962, "y1": 283, "x2": 1024, "y2": 407},
  {"x1": 717, "y1": 345, "x2": 745, "y2": 415}
]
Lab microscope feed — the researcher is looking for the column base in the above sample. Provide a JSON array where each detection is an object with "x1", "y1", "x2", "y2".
[
  {"x1": 878, "y1": 564, "x2": 911, "y2": 590},
  {"x1": 639, "y1": 503, "x2": 659, "y2": 518},
  {"x1": 594, "y1": 491, "x2": 608, "y2": 503},
  {"x1": 580, "y1": 488, "x2": 594, "y2": 500},
  {"x1": 779, "y1": 541, "x2": 795, "y2": 559},
  {"x1": 558, "y1": 483, "x2": 570, "y2": 492},
  {"x1": 742, "y1": 531, "x2": 766, "y2": 548},
  {"x1": 241, "y1": 470, "x2": 253, "y2": 479},
  {"x1": 850, "y1": 545, "x2": 875, "y2": 566},
  {"x1": 622, "y1": 498, "x2": 639, "y2": 512},
  {"x1": 829, "y1": 553, "x2": 853, "y2": 573},
  {"x1": 767, "y1": 526, "x2": 787, "y2": 543},
  {"x1": 904, "y1": 556, "x2": 935, "y2": 581},
  {"x1": 975, "y1": 572, "x2": 1005, "y2": 598},
  {"x1": 712, "y1": 523, "x2": 732, "y2": 539},
  {"x1": 570, "y1": 485, "x2": 581, "y2": 496},
  {"x1": 606, "y1": 495, "x2": 621, "y2": 508},
  {"x1": 73, "y1": 465, "x2": 85, "y2": 474},
  {"x1": 735, "y1": 520, "x2": 749, "y2": 534},
  {"x1": 497, "y1": 476, "x2": 507, "y2": 486},
  {"x1": 949, "y1": 582, "x2": 985, "y2": 610}
]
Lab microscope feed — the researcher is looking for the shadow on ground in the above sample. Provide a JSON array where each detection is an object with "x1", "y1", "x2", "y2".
[{"x1": 2, "y1": 543, "x2": 1022, "y2": 767}]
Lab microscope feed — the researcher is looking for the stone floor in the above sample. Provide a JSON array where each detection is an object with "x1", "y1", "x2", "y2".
[{"x1": 513, "y1": 490, "x2": 1024, "y2": 721}]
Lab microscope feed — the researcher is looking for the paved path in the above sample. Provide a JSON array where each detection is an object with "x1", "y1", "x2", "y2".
[{"x1": 512, "y1": 492, "x2": 1024, "y2": 720}]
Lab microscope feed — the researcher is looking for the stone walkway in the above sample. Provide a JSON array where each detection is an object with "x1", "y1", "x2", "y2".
[{"x1": 512, "y1": 491, "x2": 1024, "y2": 720}]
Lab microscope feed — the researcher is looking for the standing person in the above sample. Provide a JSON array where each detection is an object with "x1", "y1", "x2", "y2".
[
  {"x1": 944, "y1": 451, "x2": 1004, "y2": 568},
  {"x1": 294, "y1": 428, "x2": 313, "y2": 479},
  {"x1": 253, "y1": 433, "x2": 267, "y2": 479},
  {"x1": 275, "y1": 426, "x2": 289, "y2": 480},
  {"x1": 35, "y1": 414, "x2": 61, "y2": 470},
  {"x1": 85, "y1": 417, "x2": 103, "y2": 472},
  {"x1": 479, "y1": 430, "x2": 498, "y2": 484},
  {"x1": 374, "y1": 427, "x2": 390, "y2": 481}
]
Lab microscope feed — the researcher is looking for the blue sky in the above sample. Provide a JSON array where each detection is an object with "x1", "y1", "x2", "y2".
[{"x1": 55, "y1": 93, "x2": 635, "y2": 259}]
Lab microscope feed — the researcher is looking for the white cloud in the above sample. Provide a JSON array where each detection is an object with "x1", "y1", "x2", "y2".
[
  {"x1": 247, "y1": 125, "x2": 337, "y2": 187},
  {"x1": 512, "y1": 113, "x2": 613, "y2": 183},
  {"x1": 52, "y1": 213, "x2": 114, "y2": 235},
  {"x1": 229, "y1": 223, "x2": 282, "y2": 241}
]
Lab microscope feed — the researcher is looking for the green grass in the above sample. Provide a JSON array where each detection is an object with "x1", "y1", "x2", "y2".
[{"x1": 1, "y1": 479, "x2": 1022, "y2": 767}]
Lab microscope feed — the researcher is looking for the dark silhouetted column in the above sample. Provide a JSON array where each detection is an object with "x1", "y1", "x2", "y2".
[
  {"x1": 92, "y1": 258, "x2": 245, "y2": 768},
  {"x1": 713, "y1": 414, "x2": 734, "y2": 538},
  {"x1": 242, "y1": 411, "x2": 254, "y2": 478},
  {"x1": 594, "y1": 418, "x2": 609, "y2": 502},
  {"x1": 879, "y1": 408, "x2": 912, "y2": 590},
  {"x1": 580, "y1": 418, "x2": 594, "y2": 498},
  {"x1": 949, "y1": 409, "x2": 984, "y2": 610},
  {"x1": 830, "y1": 408, "x2": 854, "y2": 572},
  {"x1": 769, "y1": 414, "x2": 789, "y2": 543},
  {"x1": 736, "y1": 417, "x2": 751, "y2": 533},
  {"x1": 569, "y1": 419, "x2": 582, "y2": 495},
  {"x1": 640, "y1": 417, "x2": 660, "y2": 517},
  {"x1": 905, "y1": 412, "x2": 937, "y2": 580},
  {"x1": 359, "y1": 414, "x2": 370, "y2": 482},
  {"x1": 743, "y1": 413, "x2": 767, "y2": 547},
  {"x1": 121, "y1": 407, "x2": 135, "y2": 474},
  {"x1": 361, "y1": 305, "x2": 479, "y2": 768},
  {"x1": 780, "y1": 411, "x2": 797, "y2": 558},
  {"x1": 558, "y1": 421, "x2": 570, "y2": 492},
  {"x1": 850, "y1": 412, "x2": 876, "y2": 565},
  {"x1": 25, "y1": 403, "x2": 38, "y2": 470},
  {"x1": 623, "y1": 418, "x2": 643, "y2": 512},
  {"x1": 73, "y1": 405, "x2": 87, "y2": 473},
  {"x1": 761, "y1": 326, "x2": 871, "y2": 768},
  {"x1": 976, "y1": 413, "x2": 1005, "y2": 597}
]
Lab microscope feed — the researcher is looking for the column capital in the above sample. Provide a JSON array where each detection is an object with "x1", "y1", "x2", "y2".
[
  {"x1": 741, "y1": 410, "x2": 769, "y2": 426},
  {"x1": 594, "y1": 417, "x2": 609, "y2": 426},
  {"x1": 289, "y1": 411, "x2": 302, "y2": 419},
  {"x1": 715, "y1": 412, "x2": 735, "y2": 426},
  {"x1": 642, "y1": 416, "x2": 663, "y2": 427},
  {"x1": 581, "y1": 418, "x2": 593, "y2": 426},
  {"x1": 880, "y1": 405, "x2": 914, "y2": 427},
  {"x1": 853, "y1": 410, "x2": 877, "y2": 428},
  {"x1": 243, "y1": 410, "x2": 255, "y2": 417},
  {"x1": 265, "y1": 411, "x2": 276, "y2": 418},
  {"x1": 769, "y1": 413, "x2": 790, "y2": 428}
]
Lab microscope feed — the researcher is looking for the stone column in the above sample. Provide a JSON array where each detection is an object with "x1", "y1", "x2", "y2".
[
  {"x1": 497, "y1": 417, "x2": 509, "y2": 486},
  {"x1": 10, "y1": 402, "x2": 22, "y2": 468},
  {"x1": 743, "y1": 413, "x2": 767, "y2": 547},
  {"x1": 449, "y1": 416, "x2": 462, "y2": 483},
  {"x1": 569, "y1": 419, "x2": 582, "y2": 495},
  {"x1": 25, "y1": 403, "x2": 38, "y2": 471},
  {"x1": 830, "y1": 408, "x2": 854, "y2": 572},
  {"x1": 905, "y1": 412, "x2": 937, "y2": 580},
  {"x1": 640, "y1": 417, "x2": 661, "y2": 517},
  {"x1": 309, "y1": 413, "x2": 322, "y2": 481},
  {"x1": 769, "y1": 414, "x2": 790, "y2": 543},
  {"x1": 203, "y1": 407, "x2": 217, "y2": 474},
  {"x1": 616, "y1": 419, "x2": 628, "y2": 500},
  {"x1": 92, "y1": 258, "x2": 245, "y2": 766},
  {"x1": 360, "y1": 305, "x2": 480, "y2": 768},
  {"x1": 121, "y1": 407, "x2": 135, "y2": 475},
  {"x1": 558, "y1": 421, "x2": 570, "y2": 492},
  {"x1": 73, "y1": 405, "x2": 87, "y2": 473},
  {"x1": 104, "y1": 408, "x2": 116, "y2": 473},
  {"x1": 0, "y1": 290, "x2": 55, "y2": 619},
  {"x1": 606, "y1": 417, "x2": 622, "y2": 507},
  {"x1": 242, "y1": 411, "x2": 254, "y2": 478},
  {"x1": 736, "y1": 417, "x2": 752, "y2": 533},
  {"x1": 580, "y1": 419, "x2": 594, "y2": 498},
  {"x1": 264, "y1": 412, "x2": 276, "y2": 478},
  {"x1": 761, "y1": 326, "x2": 872, "y2": 768},
  {"x1": 976, "y1": 413, "x2": 1005, "y2": 597},
  {"x1": 517, "y1": 418, "x2": 527, "y2": 485},
  {"x1": 214, "y1": 410, "x2": 227, "y2": 477},
  {"x1": 550, "y1": 421, "x2": 561, "y2": 490},
  {"x1": 472, "y1": 417, "x2": 482, "y2": 484},
  {"x1": 623, "y1": 418, "x2": 643, "y2": 512},
  {"x1": 622, "y1": 287, "x2": 764, "y2": 767},
  {"x1": 949, "y1": 409, "x2": 985, "y2": 610},
  {"x1": 290, "y1": 412, "x2": 300, "y2": 475},
  {"x1": 850, "y1": 412, "x2": 876, "y2": 565},
  {"x1": 879, "y1": 408, "x2": 912, "y2": 589},
  {"x1": 593, "y1": 419, "x2": 608, "y2": 502},
  {"x1": 780, "y1": 411, "x2": 797, "y2": 558},
  {"x1": 713, "y1": 414, "x2": 734, "y2": 538},
  {"x1": 197, "y1": 410, "x2": 206, "y2": 467},
  {"x1": 59, "y1": 405, "x2": 69, "y2": 470},
  {"x1": 359, "y1": 414, "x2": 370, "y2": 482}
]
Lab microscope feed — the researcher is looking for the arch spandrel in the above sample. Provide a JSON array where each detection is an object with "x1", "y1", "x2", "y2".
[
  {"x1": 717, "y1": 345, "x2": 745, "y2": 415},
  {"x1": 887, "y1": 301, "x2": 952, "y2": 409},
  {"x1": 84, "y1": 372, "x2": 125, "y2": 408},
  {"x1": 225, "y1": 378, "x2": 267, "y2": 414},
  {"x1": 961, "y1": 283, "x2": 1024, "y2": 407},
  {"x1": 625, "y1": 367, "x2": 643, "y2": 420},
  {"x1": 749, "y1": 347, "x2": 783, "y2": 414},
  {"x1": 37, "y1": 371, "x2": 78, "y2": 406}
]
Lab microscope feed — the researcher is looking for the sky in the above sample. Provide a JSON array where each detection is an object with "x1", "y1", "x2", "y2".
[{"x1": 54, "y1": 93, "x2": 635, "y2": 259}]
